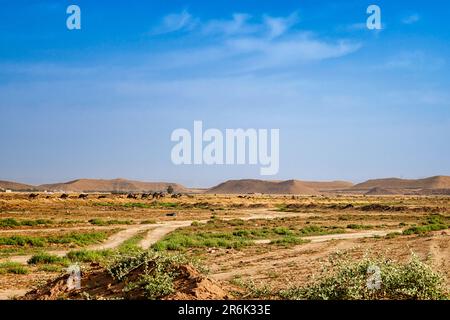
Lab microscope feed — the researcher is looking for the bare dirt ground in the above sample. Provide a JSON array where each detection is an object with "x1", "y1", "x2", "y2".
[{"x1": 0, "y1": 193, "x2": 448, "y2": 299}]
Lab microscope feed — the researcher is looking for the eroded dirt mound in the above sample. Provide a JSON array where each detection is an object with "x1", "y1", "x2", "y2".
[
  {"x1": 21, "y1": 263, "x2": 230, "y2": 300},
  {"x1": 164, "y1": 265, "x2": 230, "y2": 300}
]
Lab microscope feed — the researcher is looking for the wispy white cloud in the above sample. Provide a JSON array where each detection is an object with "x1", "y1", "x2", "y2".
[
  {"x1": 152, "y1": 11, "x2": 301, "y2": 39},
  {"x1": 263, "y1": 11, "x2": 300, "y2": 39},
  {"x1": 151, "y1": 10, "x2": 197, "y2": 35},
  {"x1": 148, "y1": 11, "x2": 360, "y2": 72},
  {"x1": 201, "y1": 13, "x2": 256, "y2": 36},
  {"x1": 223, "y1": 34, "x2": 361, "y2": 71},
  {"x1": 402, "y1": 14, "x2": 420, "y2": 25}
]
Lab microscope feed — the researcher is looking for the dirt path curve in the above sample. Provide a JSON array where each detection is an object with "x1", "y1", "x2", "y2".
[
  {"x1": 0, "y1": 224, "x2": 156, "y2": 264},
  {"x1": 139, "y1": 221, "x2": 193, "y2": 249},
  {"x1": 138, "y1": 209, "x2": 308, "y2": 249},
  {"x1": 253, "y1": 229, "x2": 402, "y2": 244},
  {"x1": 428, "y1": 230, "x2": 449, "y2": 269},
  {"x1": 0, "y1": 209, "x2": 405, "y2": 299},
  {"x1": 0, "y1": 209, "x2": 401, "y2": 264}
]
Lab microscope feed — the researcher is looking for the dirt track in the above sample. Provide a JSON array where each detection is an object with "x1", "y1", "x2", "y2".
[
  {"x1": 0, "y1": 209, "x2": 416, "y2": 300},
  {"x1": 0, "y1": 210, "x2": 401, "y2": 264}
]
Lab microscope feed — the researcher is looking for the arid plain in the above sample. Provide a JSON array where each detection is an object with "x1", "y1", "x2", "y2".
[{"x1": 0, "y1": 177, "x2": 449, "y2": 300}]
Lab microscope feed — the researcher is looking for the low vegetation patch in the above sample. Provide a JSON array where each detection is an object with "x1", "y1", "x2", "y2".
[
  {"x1": 0, "y1": 261, "x2": 29, "y2": 274},
  {"x1": 153, "y1": 219, "x2": 346, "y2": 251},
  {"x1": 279, "y1": 253, "x2": 448, "y2": 300},
  {"x1": 0, "y1": 218, "x2": 53, "y2": 228},
  {"x1": 88, "y1": 219, "x2": 132, "y2": 226},
  {"x1": 153, "y1": 232, "x2": 250, "y2": 251},
  {"x1": 38, "y1": 264, "x2": 64, "y2": 272},
  {"x1": 66, "y1": 231, "x2": 146, "y2": 263},
  {"x1": 0, "y1": 231, "x2": 110, "y2": 247},
  {"x1": 107, "y1": 250, "x2": 189, "y2": 299},
  {"x1": 298, "y1": 225, "x2": 345, "y2": 236},
  {"x1": 403, "y1": 214, "x2": 448, "y2": 235},
  {"x1": 270, "y1": 236, "x2": 309, "y2": 246},
  {"x1": 28, "y1": 252, "x2": 68, "y2": 265},
  {"x1": 347, "y1": 224, "x2": 374, "y2": 230},
  {"x1": 141, "y1": 220, "x2": 156, "y2": 225},
  {"x1": 66, "y1": 249, "x2": 114, "y2": 263}
]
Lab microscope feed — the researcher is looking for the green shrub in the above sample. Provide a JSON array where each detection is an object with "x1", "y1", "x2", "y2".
[
  {"x1": 0, "y1": 231, "x2": 109, "y2": 247},
  {"x1": 88, "y1": 219, "x2": 132, "y2": 226},
  {"x1": 0, "y1": 218, "x2": 53, "y2": 228},
  {"x1": 0, "y1": 235, "x2": 46, "y2": 247},
  {"x1": 141, "y1": 220, "x2": 157, "y2": 225},
  {"x1": 347, "y1": 224, "x2": 373, "y2": 230},
  {"x1": 298, "y1": 225, "x2": 345, "y2": 236},
  {"x1": 153, "y1": 231, "x2": 250, "y2": 251},
  {"x1": 157, "y1": 202, "x2": 178, "y2": 208},
  {"x1": 273, "y1": 227, "x2": 294, "y2": 236},
  {"x1": 403, "y1": 224, "x2": 448, "y2": 235},
  {"x1": 28, "y1": 252, "x2": 68, "y2": 265},
  {"x1": 271, "y1": 236, "x2": 309, "y2": 246},
  {"x1": 0, "y1": 219, "x2": 20, "y2": 228},
  {"x1": 279, "y1": 253, "x2": 448, "y2": 300},
  {"x1": 107, "y1": 250, "x2": 190, "y2": 299},
  {"x1": 67, "y1": 249, "x2": 113, "y2": 263},
  {"x1": 385, "y1": 232, "x2": 402, "y2": 239},
  {"x1": 0, "y1": 261, "x2": 29, "y2": 274},
  {"x1": 38, "y1": 264, "x2": 63, "y2": 272},
  {"x1": 403, "y1": 214, "x2": 449, "y2": 235},
  {"x1": 47, "y1": 231, "x2": 109, "y2": 246}
]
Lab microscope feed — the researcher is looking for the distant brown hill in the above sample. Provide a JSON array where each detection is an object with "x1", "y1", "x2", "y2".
[
  {"x1": 206, "y1": 179, "x2": 352, "y2": 195},
  {"x1": 38, "y1": 179, "x2": 187, "y2": 193},
  {"x1": 0, "y1": 180, "x2": 37, "y2": 191},
  {"x1": 352, "y1": 176, "x2": 450, "y2": 191},
  {"x1": 301, "y1": 181, "x2": 353, "y2": 191}
]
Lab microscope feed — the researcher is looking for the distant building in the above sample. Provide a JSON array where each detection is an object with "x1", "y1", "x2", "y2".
[{"x1": 5, "y1": 190, "x2": 12, "y2": 193}]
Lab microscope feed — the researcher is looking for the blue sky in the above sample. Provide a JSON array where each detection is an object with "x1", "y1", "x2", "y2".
[{"x1": 0, "y1": 0, "x2": 449, "y2": 187}]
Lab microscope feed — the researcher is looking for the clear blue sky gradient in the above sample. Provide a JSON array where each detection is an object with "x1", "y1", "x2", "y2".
[{"x1": 0, "y1": 0, "x2": 449, "y2": 187}]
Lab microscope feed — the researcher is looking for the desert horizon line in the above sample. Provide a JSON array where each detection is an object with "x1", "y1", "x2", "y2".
[{"x1": 1, "y1": 174, "x2": 449, "y2": 190}]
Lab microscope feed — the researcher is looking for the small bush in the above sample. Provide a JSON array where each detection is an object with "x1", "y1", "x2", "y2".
[
  {"x1": 0, "y1": 231, "x2": 109, "y2": 247},
  {"x1": 0, "y1": 262, "x2": 29, "y2": 274},
  {"x1": 0, "y1": 218, "x2": 53, "y2": 228},
  {"x1": 385, "y1": 232, "x2": 402, "y2": 239},
  {"x1": 107, "y1": 250, "x2": 190, "y2": 299},
  {"x1": 298, "y1": 225, "x2": 345, "y2": 236},
  {"x1": 38, "y1": 264, "x2": 63, "y2": 272},
  {"x1": 279, "y1": 253, "x2": 448, "y2": 300},
  {"x1": 141, "y1": 220, "x2": 156, "y2": 225},
  {"x1": 271, "y1": 236, "x2": 309, "y2": 246},
  {"x1": 347, "y1": 224, "x2": 373, "y2": 230},
  {"x1": 0, "y1": 235, "x2": 46, "y2": 247},
  {"x1": 153, "y1": 231, "x2": 250, "y2": 251},
  {"x1": 403, "y1": 224, "x2": 448, "y2": 235},
  {"x1": 88, "y1": 219, "x2": 132, "y2": 226},
  {"x1": 47, "y1": 231, "x2": 109, "y2": 246},
  {"x1": 273, "y1": 227, "x2": 293, "y2": 236},
  {"x1": 67, "y1": 249, "x2": 113, "y2": 263},
  {"x1": 28, "y1": 252, "x2": 68, "y2": 265}
]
